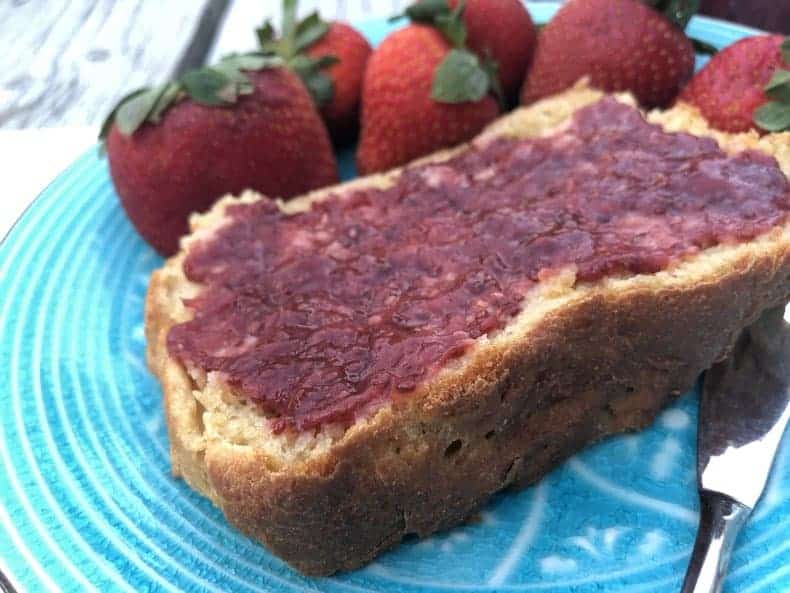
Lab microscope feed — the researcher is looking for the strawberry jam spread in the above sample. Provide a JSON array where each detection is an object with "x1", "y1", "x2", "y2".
[{"x1": 167, "y1": 99, "x2": 790, "y2": 432}]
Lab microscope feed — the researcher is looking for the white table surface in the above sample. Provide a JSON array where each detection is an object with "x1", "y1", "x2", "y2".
[
  {"x1": 1, "y1": 127, "x2": 96, "y2": 239},
  {"x1": 0, "y1": 0, "x2": 416, "y2": 241}
]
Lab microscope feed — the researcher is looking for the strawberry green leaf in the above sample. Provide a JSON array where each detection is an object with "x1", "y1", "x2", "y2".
[
  {"x1": 302, "y1": 71, "x2": 334, "y2": 106},
  {"x1": 98, "y1": 88, "x2": 148, "y2": 142},
  {"x1": 392, "y1": 1, "x2": 472, "y2": 56},
  {"x1": 480, "y1": 53, "x2": 504, "y2": 109},
  {"x1": 754, "y1": 101, "x2": 790, "y2": 132},
  {"x1": 213, "y1": 62, "x2": 251, "y2": 85},
  {"x1": 209, "y1": 53, "x2": 283, "y2": 100},
  {"x1": 259, "y1": 2, "x2": 330, "y2": 60},
  {"x1": 782, "y1": 37, "x2": 790, "y2": 63},
  {"x1": 295, "y1": 11, "x2": 330, "y2": 52},
  {"x1": 99, "y1": 51, "x2": 279, "y2": 145},
  {"x1": 765, "y1": 69, "x2": 790, "y2": 103},
  {"x1": 431, "y1": 48, "x2": 489, "y2": 103},
  {"x1": 295, "y1": 11, "x2": 321, "y2": 34},
  {"x1": 251, "y1": 1, "x2": 337, "y2": 108},
  {"x1": 116, "y1": 86, "x2": 167, "y2": 135},
  {"x1": 149, "y1": 82, "x2": 182, "y2": 123},
  {"x1": 312, "y1": 55, "x2": 340, "y2": 69},
  {"x1": 420, "y1": 0, "x2": 466, "y2": 48},
  {"x1": 221, "y1": 52, "x2": 282, "y2": 72},
  {"x1": 290, "y1": 54, "x2": 339, "y2": 73},
  {"x1": 435, "y1": 13, "x2": 466, "y2": 48},
  {"x1": 402, "y1": 0, "x2": 450, "y2": 23},
  {"x1": 213, "y1": 66, "x2": 253, "y2": 99},
  {"x1": 180, "y1": 68, "x2": 237, "y2": 106},
  {"x1": 290, "y1": 54, "x2": 338, "y2": 106},
  {"x1": 256, "y1": 21, "x2": 275, "y2": 47},
  {"x1": 216, "y1": 85, "x2": 240, "y2": 103}
]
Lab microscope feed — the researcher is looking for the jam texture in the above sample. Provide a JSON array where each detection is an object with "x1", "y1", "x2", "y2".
[{"x1": 167, "y1": 99, "x2": 790, "y2": 431}]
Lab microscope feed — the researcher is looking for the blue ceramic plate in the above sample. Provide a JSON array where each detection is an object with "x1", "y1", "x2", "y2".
[{"x1": 1, "y1": 5, "x2": 788, "y2": 592}]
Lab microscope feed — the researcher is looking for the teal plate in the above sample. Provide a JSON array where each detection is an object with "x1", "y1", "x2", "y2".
[{"x1": 1, "y1": 4, "x2": 788, "y2": 592}]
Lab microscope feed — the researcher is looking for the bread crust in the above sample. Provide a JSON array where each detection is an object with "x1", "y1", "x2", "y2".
[{"x1": 145, "y1": 83, "x2": 790, "y2": 575}]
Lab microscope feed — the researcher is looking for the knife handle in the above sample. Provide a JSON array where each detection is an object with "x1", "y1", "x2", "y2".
[{"x1": 680, "y1": 490, "x2": 750, "y2": 593}]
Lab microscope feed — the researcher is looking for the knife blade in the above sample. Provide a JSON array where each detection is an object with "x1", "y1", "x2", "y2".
[{"x1": 681, "y1": 303, "x2": 790, "y2": 593}]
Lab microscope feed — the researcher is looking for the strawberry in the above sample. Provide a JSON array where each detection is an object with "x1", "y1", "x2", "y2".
[
  {"x1": 358, "y1": 2, "x2": 503, "y2": 175},
  {"x1": 304, "y1": 22, "x2": 372, "y2": 141},
  {"x1": 680, "y1": 35, "x2": 790, "y2": 133},
  {"x1": 448, "y1": 0, "x2": 537, "y2": 99},
  {"x1": 257, "y1": 2, "x2": 372, "y2": 143},
  {"x1": 520, "y1": 0, "x2": 695, "y2": 108},
  {"x1": 357, "y1": 25, "x2": 499, "y2": 174},
  {"x1": 103, "y1": 58, "x2": 337, "y2": 256}
]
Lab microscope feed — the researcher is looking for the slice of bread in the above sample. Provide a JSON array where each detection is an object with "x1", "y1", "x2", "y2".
[{"x1": 145, "y1": 83, "x2": 790, "y2": 575}]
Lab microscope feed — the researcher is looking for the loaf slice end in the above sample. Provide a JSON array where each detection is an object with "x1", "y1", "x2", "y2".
[{"x1": 145, "y1": 83, "x2": 790, "y2": 574}]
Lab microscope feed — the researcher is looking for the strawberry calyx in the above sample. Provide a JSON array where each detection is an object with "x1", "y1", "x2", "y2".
[
  {"x1": 256, "y1": 0, "x2": 339, "y2": 107},
  {"x1": 99, "y1": 53, "x2": 283, "y2": 142},
  {"x1": 753, "y1": 37, "x2": 790, "y2": 132},
  {"x1": 393, "y1": 0, "x2": 503, "y2": 106}
]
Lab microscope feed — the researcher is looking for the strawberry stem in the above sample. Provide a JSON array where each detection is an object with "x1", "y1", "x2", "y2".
[{"x1": 280, "y1": 0, "x2": 299, "y2": 59}]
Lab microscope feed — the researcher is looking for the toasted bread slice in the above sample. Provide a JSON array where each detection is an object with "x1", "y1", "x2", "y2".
[{"x1": 145, "y1": 83, "x2": 790, "y2": 575}]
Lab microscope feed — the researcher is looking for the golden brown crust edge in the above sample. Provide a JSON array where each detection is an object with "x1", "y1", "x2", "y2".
[{"x1": 145, "y1": 84, "x2": 790, "y2": 575}]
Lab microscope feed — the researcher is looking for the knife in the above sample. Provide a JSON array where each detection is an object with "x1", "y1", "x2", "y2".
[{"x1": 681, "y1": 303, "x2": 790, "y2": 593}]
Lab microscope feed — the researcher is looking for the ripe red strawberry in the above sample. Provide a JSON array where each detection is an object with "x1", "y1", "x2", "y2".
[
  {"x1": 357, "y1": 25, "x2": 499, "y2": 174},
  {"x1": 257, "y1": 3, "x2": 371, "y2": 143},
  {"x1": 105, "y1": 64, "x2": 337, "y2": 256},
  {"x1": 680, "y1": 34, "x2": 789, "y2": 133},
  {"x1": 521, "y1": 0, "x2": 695, "y2": 108},
  {"x1": 304, "y1": 22, "x2": 372, "y2": 141},
  {"x1": 448, "y1": 0, "x2": 537, "y2": 99}
]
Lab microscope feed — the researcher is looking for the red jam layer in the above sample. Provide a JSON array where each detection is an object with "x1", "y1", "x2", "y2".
[{"x1": 167, "y1": 99, "x2": 790, "y2": 432}]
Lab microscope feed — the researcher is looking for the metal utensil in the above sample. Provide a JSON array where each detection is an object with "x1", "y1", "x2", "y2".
[{"x1": 681, "y1": 303, "x2": 790, "y2": 593}]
